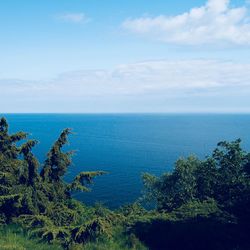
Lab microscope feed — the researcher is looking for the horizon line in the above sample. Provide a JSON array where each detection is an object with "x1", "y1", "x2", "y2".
[{"x1": 1, "y1": 112, "x2": 250, "y2": 115}]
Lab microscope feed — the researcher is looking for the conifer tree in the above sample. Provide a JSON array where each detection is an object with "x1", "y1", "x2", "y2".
[
  {"x1": 0, "y1": 117, "x2": 27, "y2": 158},
  {"x1": 0, "y1": 117, "x2": 106, "y2": 230},
  {"x1": 20, "y1": 140, "x2": 39, "y2": 186},
  {"x1": 40, "y1": 128, "x2": 73, "y2": 183}
]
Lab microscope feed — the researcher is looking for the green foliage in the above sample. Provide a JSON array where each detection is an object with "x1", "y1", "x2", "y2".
[
  {"x1": 68, "y1": 171, "x2": 107, "y2": 192},
  {"x1": 80, "y1": 229, "x2": 147, "y2": 250},
  {"x1": 32, "y1": 226, "x2": 71, "y2": 245},
  {"x1": 171, "y1": 199, "x2": 222, "y2": 220},
  {"x1": 72, "y1": 218, "x2": 112, "y2": 244},
  {"x1": 0, "y1": 225, "x2": 63, "y2": 250},
  {"x1": 117, "y1": 203, "x2": 149, "y2": 226},
  {"x1": 16, "y1": 214, "x2": 54, "y2": 229},
  {"x1": 40, "y1": 128, "x2": 73, "y2": 183},
  {"x1": 140, "y1": 139, "x2": 250, "y2": 249},
  {"x1": 0, "y1": 117, "x2": 110, "y2": 247},
  {"x1": 0, "y1": 224, "x2": 146, "y2": 250},
  {"x1": 0, "y1": 194, "x2": 21, "y2": 222},
  {"x1": 143, "y1": 156, "x2": 201, "y2": 211},
  {"x1": 0, "y1": 117, "x2": 27, "y2": 159},
  {"x1": 20, "y1": 140, "x2": 39, "y2": 186},
  {"x1": 143, "y1": 139, "x2": 250, "y2": 214},
  {"x1": 46, "y1": 203, "x2": 78, "y2": 226},
  {"x1": 212, "y1": 139, "x2": 250, "y2": 210}
]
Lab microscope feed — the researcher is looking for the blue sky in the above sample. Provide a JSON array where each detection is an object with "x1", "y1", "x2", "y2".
[{"x1": 1, "y1": 0, "x2": 250, "y2": 113}]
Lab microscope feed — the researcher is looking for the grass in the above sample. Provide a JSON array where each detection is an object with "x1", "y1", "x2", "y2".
[
  {"x1": 80, "y1": 233, "x2": 147, "y2": 250},
  {"x1": 0, "y1": 225, "x2": 147, "y2": 250},
  {"x1": 61, "y1": 226, "x2": 147, "y2": 250},
  {"x1": 0, "y1": 225, "x2": 62, "y2": 250}
]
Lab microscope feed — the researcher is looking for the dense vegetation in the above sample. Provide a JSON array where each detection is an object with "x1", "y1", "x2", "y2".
[
  {"x1": 139, "y1": 139, "x2": 250, "y2": 250},
  {"x1": 0, "y1": 117, "x2": 250, "y2": 250}
]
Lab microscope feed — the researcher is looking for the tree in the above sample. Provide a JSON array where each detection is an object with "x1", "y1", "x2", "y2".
[
  {"x1": 143, "y1": 156, "x2": 200, "y2": 211},
  {"x1": 0, "y1": 117, "x2": 105, "y2": 229},
  {"x1": 143, "y1": 139, "x2": 250, "y2": 214}
]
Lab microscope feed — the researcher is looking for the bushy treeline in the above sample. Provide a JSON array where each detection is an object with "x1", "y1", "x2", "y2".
[
  {"x1": 134, "y1": 139, "x2": 250, "y2": 250},
  {"x1": 143, "y1": 139, "x2": 250, "y2": 214},
  {"x1": 1, "y1": 117, "x2": 250, "y2": 250}
]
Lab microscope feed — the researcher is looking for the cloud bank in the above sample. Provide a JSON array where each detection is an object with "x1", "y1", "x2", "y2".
[
  {"x1": 2, "y1": 59, "x2": 250, "y2": 95},
  {"x1": 1, "y1": 59, "x2": 250, "y2": 112},
  {"x1": 122, "y1": 0, "x2": 250, "y2": 45}
]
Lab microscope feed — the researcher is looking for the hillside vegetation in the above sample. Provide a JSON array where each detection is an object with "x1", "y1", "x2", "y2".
[{"x1": 0, "y1": 117, "x2": 250, "y2": 250}]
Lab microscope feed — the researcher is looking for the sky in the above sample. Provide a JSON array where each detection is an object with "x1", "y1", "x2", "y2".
[{"x1": 1, "y1": 0, "x2": 250, "y2": 113}]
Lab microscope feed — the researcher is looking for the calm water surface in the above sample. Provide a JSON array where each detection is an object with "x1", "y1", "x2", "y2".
[{"x1": 2, "y1": 114, "x2": 250, "y2": 208}]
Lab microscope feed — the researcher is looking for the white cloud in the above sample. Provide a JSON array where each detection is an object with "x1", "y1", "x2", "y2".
[
  {"x1": 1, "y1": 59, "x2": 250, "y2": 112},
  {"x1": 2, "y1": 59, "x2": 250, "y2": 97},
  {"x1": 122, "y1": 0, "x2": 250, "y2": 45},
  {"x1": 56, "y1": 13, "x2": 89, "y2": 24}
]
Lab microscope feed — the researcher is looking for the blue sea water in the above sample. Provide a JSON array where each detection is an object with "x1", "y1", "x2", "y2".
[{"x1": 2, "y1": 114, "x2": 250, "y2": 209}]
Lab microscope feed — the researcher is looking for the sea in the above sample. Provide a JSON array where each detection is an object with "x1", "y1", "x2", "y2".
[{"x1": 2, "y1": 114, "x2": 250, "y2": 209}]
